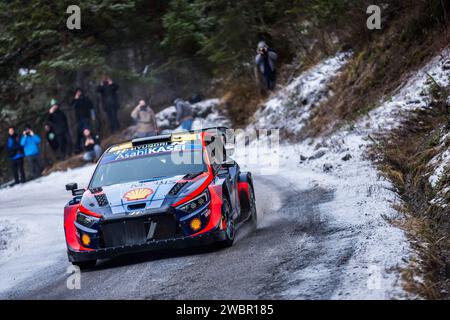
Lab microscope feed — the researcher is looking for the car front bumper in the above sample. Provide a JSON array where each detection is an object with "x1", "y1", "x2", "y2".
[{"x1": 67, "y1": 228, "x2": 226, "y2": 262}]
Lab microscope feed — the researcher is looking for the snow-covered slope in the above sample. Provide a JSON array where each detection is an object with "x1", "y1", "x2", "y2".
[
  {"x1": 0, "y1": 165, "x2": 95, "y2": 293},
  {"x1": 360, "y1": 48, "x2": 450, "y2": 132},
  {"x1": 236, "y1": 47, "x2": 450, "y2": 299},
  {"x1": 251, "y1": 52, "x2": 351, "y2": 135}
]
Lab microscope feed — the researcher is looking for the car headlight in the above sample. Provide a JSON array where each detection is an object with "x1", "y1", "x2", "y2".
[
  {"x1": 177, "y1": 191, "x2": 210, "y2": 213},
  {"x1": 76, "y1": 211, "x2": 100, "y2": 228}
]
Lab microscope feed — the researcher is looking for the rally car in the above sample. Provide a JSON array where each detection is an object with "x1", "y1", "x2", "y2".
[{"x1": 64, "y1": 127, "x2": 257, "y2": 269}]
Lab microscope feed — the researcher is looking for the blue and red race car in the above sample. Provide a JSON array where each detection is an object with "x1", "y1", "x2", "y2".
[{"x1": 64, "y1": 127, "x2": 257, "y2": 269}]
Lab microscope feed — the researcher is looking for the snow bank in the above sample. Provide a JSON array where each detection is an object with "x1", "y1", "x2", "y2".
[
  {"x1": 156, "y1": 98, "x2": 229, "y2": 132},
  {"x1": 360, "y1": 48, "x2": 450, "y2": 132},
  {"x1": 355, "y1": 47, "x2": 450, "y2": 189},
  {"x1": 235, "y1": 132, "x2": 409, "y2": 298},
  {"x1": 0, "y1": 165, "x2": 95, "y2": 294}
]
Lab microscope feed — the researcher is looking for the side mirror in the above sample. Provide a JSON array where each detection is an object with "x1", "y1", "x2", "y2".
[
  {"x1": 66, "y1": 183, "x2": 85, "y2": 197},
  {"x1": 223, "y1": 159, "x2": 236, "y2": 167},
  {"x1": 66, "y1": 183, "x2": 78, "y2": 191}
]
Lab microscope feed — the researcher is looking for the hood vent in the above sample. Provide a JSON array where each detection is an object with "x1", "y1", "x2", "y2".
[{"x1": 95, "y1": 193, "x2": 109, "y2": 207}]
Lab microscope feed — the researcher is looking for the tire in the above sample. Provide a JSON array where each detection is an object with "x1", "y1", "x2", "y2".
[
  {"x1": 248, "y1": 185, "x2": 257, "y2": 228},
  {"x1": 220, "y1": 198, "x2": 235, "y2": 247},
  {"x1": 72, "y1": 259, "x2": 97, "y2": 270}
]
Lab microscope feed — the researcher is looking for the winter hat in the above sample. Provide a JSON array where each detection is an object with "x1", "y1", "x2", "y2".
[
  {"x1": 49, "y1": 98, "x2": 59, "y2": 107},
  {"x1": 257, "y1": 41, "x2": 268, "y2": 50}
]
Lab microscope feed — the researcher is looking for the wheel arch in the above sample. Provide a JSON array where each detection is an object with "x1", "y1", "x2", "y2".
[{"x1": 238, "y1": 172, "x2": 254, "y2": 211}]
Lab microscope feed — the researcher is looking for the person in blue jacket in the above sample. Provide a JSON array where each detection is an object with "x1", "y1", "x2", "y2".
[
  {"x1": 6, "y1": 126, "x2": 25, "y2": 184},
  {"x1": 20, "y1": 125, "x2": 42, "y2": 180}
]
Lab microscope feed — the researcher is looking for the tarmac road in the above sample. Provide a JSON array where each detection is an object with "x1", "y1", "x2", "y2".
[{"x1": 2, "y1": 175, "x2": 354, "y2": 300}]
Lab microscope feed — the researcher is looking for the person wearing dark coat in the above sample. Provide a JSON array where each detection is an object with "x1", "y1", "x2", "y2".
[
  {"x1": 44, "y1": 123, "x2": 59, "y2": 152},
  {"x1": 96, "y1": 76, "x2": 120, "y2": 133},
  {"x1": 255, "y1": 41, "x2": 278, "y2": 91},
  {"x1": 174, "y1": 98, "x2": 194, "y2": 131},
  {"x1": 42, "y1": 123, "x2": 59, "y2": 167},
  {"x1": 71, "y1": 88, "x2": 95, "y2": 152},
  {"x1": 6, "y1": 126, "x2": 25, "y2": 184},
  {"x1": 47, "y1": 100, "x2": 70, "y2": 159}
]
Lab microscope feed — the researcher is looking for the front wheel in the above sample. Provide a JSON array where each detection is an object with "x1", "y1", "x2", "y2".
[
  {"x1": 220, "y1": 198, "x2": 235, "y2": 247},
  {"x1": 72, "y1": 260, "x2": 97, "y2": 270}
]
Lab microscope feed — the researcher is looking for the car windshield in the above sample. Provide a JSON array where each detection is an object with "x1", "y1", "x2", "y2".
[{"x1": 89, "y1": 151, "x2": 207, "y2": 188}]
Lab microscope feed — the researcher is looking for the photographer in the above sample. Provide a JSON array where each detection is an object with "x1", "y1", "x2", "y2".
[
  {"x1": 96, "y1": 76, "x2": 120, "y2": 133},
  {"x1": 71, "y1": 88, "x2": 95, "y2": 152},
  {"x1": 130, "y1": 99, "x2": 158, "y2": 138},
  {"x1": 255, "y1": 41, "x2": 278, "y2": 91},
  {"x1": 20, "y1": 125, "x2": 42, "y2": 180},
  {"x1": 47, "y1": 99, "x2": 70, "y2": 159}
]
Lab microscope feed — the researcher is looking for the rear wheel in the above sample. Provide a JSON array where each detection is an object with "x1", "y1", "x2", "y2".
[
  {"x1": 72, "y1": 260, "x2": 97, "y2": 270},
  {"x1": 220, "y1": 198, "x2": 235, "y2": 247},
  {"x1": 248, "y1": 185, "x2": 257, "y2": 228}
]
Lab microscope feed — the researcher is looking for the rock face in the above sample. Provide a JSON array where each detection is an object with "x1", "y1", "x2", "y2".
[
  {"x1": 309, "y1": 150, "x2": 326, "y2": 160},
  {"x1": 342, "y1": 154, "x2": 352, "y2": 161},
  {"x1": 443, "y1": 60, "x2": 450, "y2": 70}
]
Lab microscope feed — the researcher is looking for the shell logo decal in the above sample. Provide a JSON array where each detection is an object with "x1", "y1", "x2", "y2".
[{"x1": 123, "y1": 188, "x2": 154, "y2": 201}]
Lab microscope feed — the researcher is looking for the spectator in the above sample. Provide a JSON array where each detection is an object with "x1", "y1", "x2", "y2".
[
  {"x1": 6, "y1": 126, "x2": 25, "y2": 184},
  {"x1": 97, "y1": 76, "x2": 120, "y2": 132},
  {"x1": 81, "y1": 128, "x2": 102, "y2": 163},
  {"x1": 174, "y1": 98, "x2": 194, "y2": 131},
  {"x1": 20, "y1": 125, "x2": 41, "y2": 179},
  {"x1": 42, "y1": 123, "x2": 59, "y2": 167},
  {"x1": 131, "y1": 99, "x2": 158, "y2": 138},
  {"x1": 255, "y1": 41, "x2": 278, "y2": 91},
  {"x1": 44, "y1": 123, "x2": 59, "y2": 153},
  {"x1": 71, "y1": 88, "x2": 95, "y2": 152},
  {"x1": 47, "y1": 99, "x2": 70, "y2": 159}
]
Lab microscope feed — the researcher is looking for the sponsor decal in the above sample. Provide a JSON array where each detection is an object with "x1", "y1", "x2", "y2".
[
  {"x1": 171, "y1": 133, "x2": 199, "y2": 142},
  {"x1": 101, "y1": 141, "x2": 203, "y2": 164},
  {"x1": 109, "y1": 142, "x2": 132, "y2": 152},
  {"x1": 129, "y1": 179, "x2": 178, "y2": 188},
  {"x1": 123, "y1": 188, "x2": 154, "y2": 201}
]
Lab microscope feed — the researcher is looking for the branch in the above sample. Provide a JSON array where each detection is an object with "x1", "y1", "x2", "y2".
[{"x1": 0, "y1": 41, "x2": 40, "y2": 66}]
